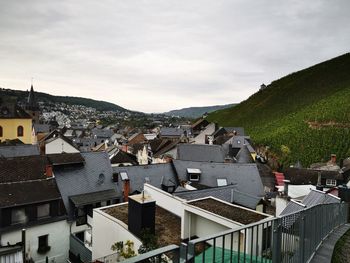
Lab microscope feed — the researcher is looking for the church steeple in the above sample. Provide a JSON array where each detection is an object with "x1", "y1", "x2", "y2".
[
  {"x1": 25, "y1": 82, "x2": 40, "y2": 124},
  {"x1": 27, "y1": 84, "x2": 38, "y2": 109}
]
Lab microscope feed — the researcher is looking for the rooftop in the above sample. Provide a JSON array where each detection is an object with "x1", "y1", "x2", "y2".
[
  {"x1": 188, "y1": 198, "x2": 268, "y2": 225},
  {"x1": 104, "y1": 204, "x2": 181, "y2": 247}
]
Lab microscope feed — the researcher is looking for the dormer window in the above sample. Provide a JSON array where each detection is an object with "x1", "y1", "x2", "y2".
[
  {"x1": 187, "y1": 168, "x2": 201, "y2": 182},
  {"x1": 326, "y1": 179, "x2": 337, "y2": 187}
]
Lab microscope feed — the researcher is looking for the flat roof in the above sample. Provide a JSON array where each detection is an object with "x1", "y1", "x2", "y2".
[
  {"x1": 103, "y1": 204, "x2": 181, "y2": 247},
  {"x1": 188, "y1": 198, "x2": 268, "y2": 225}
]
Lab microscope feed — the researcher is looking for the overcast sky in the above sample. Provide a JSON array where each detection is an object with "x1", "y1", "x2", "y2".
[{"x1": 0, "y1": 1, "x2": 349, "y2": 113}]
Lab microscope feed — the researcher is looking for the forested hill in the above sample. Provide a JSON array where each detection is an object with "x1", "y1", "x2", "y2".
[
  {"x1": 164, "y1": 103, "x2": 236, "y2": 118},
  {"x1": 0, "y1": 88, "x2": 128, "y2": 112},
  {"x1": 207, "y1": 53, "x2": 350, "y2": 168}
]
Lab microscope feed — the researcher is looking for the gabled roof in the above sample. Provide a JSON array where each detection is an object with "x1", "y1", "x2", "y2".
[
  {"x1": 172, "y1": 160, "x2": 264, "y2": 197},
  {"x1": 110, "y1": 150, "x2": 138, "y2": 165},
  {"x1": 236, "y1": 145, "x2": 255, "y2": 163},
  {"x1": 177, "y1": 144, "x2": 225, "y2": 163},
  {"x1": 112, "y1": 163, "x2": 178, "y2": 194},
  {"x1": 160, "y1": 127, "x2": 190, "y2": 137},
  {"x1": 0, "y1": 144, "x2": 40, "y2": 158},
  {"x1": 283, "y1": 167, "x2": 342, "y2": 185},
  {"x1": 53, "y1": 152, "x2": 119, "y2": 219},
  {"x1": 280, "y1": 200, "x2": 305, "y2": 216}
]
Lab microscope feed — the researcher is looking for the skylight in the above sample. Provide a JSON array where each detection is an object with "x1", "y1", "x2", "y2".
[
  {"x1": 187, "y1": 168, "x2": 201, "y2": 174},
  {"x1": 217, "y1": 178, "x2": 228, "y2": 187},
  {"x1": 120, "y1": 172, "x2": 129, "y2": 181}
]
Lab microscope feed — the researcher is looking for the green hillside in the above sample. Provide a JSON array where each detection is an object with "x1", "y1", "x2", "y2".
[
  {"x1": 207, "y1": 53, "x2": 350, "y2": 168},
  {"x1": 0, "y1": 88, "x2": 128, "y2": 112}
]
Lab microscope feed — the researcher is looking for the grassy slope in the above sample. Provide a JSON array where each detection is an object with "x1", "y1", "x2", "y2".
[
  {"x1": 207, "y1": 53, "x2": 350, "y2": 167},
  {"x1": 0, "y1": 88, "x2": 128, "y2": 112}
]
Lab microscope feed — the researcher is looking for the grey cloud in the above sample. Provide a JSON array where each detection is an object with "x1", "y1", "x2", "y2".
[{"x1": 0, "y1": 0, "x2": 349, "y2": 112}]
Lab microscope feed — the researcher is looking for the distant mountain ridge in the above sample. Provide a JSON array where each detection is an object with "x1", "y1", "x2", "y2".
[
  {"x1": 0, "y1": 88, "x2": 128, "y2": 112},
  {"x1": 164, "y1": 103, "x2": 236, "y2": 118},
  {"x1": 207, "y1": 53, "x2": 350, "y2": 168}
]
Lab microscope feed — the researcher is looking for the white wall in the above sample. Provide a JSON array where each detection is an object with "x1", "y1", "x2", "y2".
[
  {"x1": 193, "y1": 123, "x2": 216, "y2": 144},
  {"x1": 92, "y1": 205, "x2": 142, "y2": 260},
  {"x1": 45, "y1": 138, "x2": 79, "y2": 154},
  {"x1": 1, "y1": 220, "x2": 70, "y2": 263},
  {"x1": 275, "y1": 196, "x2": 289, "y2": 216},
  {"x1": 143, "y1": 184, "x2": 184, "y2": 218}
]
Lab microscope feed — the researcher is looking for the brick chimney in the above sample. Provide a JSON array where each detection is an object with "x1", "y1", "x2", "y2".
[
  {"x1": 123, "y1": 179, "x2": 130, "y2": 202},
  {"x1": 331, "y1": 154, "x2": 337, "y2": 164},
  {"x1": 45, "y1": 164, "x2": 53, "y2": 177}
]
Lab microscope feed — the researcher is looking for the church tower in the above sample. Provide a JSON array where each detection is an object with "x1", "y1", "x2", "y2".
[{"x1": 25, "y1": 84, "x2": 40, "y2": 124}]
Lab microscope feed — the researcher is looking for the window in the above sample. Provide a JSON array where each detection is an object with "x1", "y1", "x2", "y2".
[
  {"x1": 37, "y1": 235, "x2": 50, "y2": 254},
  {"x1": 0, "y1": 126, "x2": 2, "y2": 137},
  {"x1": 326, "y1": 179, "x2": 337, "y2": 186},
  {"x1": 217, "y1": 179, "x2": 228, "y2": 187},
  {"x1": 76, "y1": 207, "x2": 87, "y2": 226},
  {"x1": 17, "y1": 126, "x2": 24, "y2": 137},
  {"x1": 187, "y1": 168, "x2": 201, "y2": 182},
  {"x1": 37, "y1": 204, "x2": 50, "y2": 219},
  {"x1": 11, "y1": 208, "x2": 26, "y2": 225}
]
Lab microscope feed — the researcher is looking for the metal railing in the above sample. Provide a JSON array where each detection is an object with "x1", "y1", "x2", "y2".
[{"x1": 95, "y1": 202, "x2": 348, "y2": 263}]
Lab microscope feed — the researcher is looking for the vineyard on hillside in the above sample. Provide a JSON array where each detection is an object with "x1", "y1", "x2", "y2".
[{"x1": 207, "y1": 53, "x2": 350, "y2": 168}]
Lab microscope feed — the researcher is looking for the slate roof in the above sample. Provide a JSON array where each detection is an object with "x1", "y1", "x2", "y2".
[
  {"x1": 302, "y1": 189, "x2": 340, "y2": 207},
  {"x1": 236, "y1": 145, "x2": 255, "y2": 163},
  {"x1": 177, "y1": 144, "x2": 225, "y2": 163},
  {"x1": 0, "y1": 99, "x2": 32, "y2": 119},
  {"x1": 0, "y1": 144, "x2": 40, "y2": 158},
  {"x1": 160, "y1": 127, "x2": 190, "y2": 137},
  {"x1": 172, "y1": 160, "x2": 264, "y2": 197},
  {"x1": 256, "y1": 163, "x2": 276, "y2": 190},
  {"x1": 33, "y1": 124, "x2": 51, "y2": 134},
  {"x1": 283, "y1": 168, "x2": 342, "y2": 185},
  {"x1": 110, "y1": 150, "x2": 138, "y2": 165},
  {"x1": 280, "y1": 200, "x2": 305, "y2": 216},
  {"x1": 53, "y1": 152, "x2": 120, "y2": 219},
  {"x1": 0, "y1": 155, "x2": 47, "y2": 183},
  {"x1": 174, "y1": 185, "x2": 262, "y2": 209},
  {"x1": 280, "y1": 189, "x2": 341, "y2": 217},
  {"x1": 0, "y1": 179, "x2": 61, "y2": 208},
  {"x1": 112, "y1": 163, "x2": 178, "y2": 194}
]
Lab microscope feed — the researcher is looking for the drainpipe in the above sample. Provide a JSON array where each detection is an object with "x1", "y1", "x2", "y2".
[{"x1": 22, "y1": 229, "x2": 26, "y2": 263}]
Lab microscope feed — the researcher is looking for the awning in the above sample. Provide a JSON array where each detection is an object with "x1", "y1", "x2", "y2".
[{"x1": 69, "y1": 189, "x2": 119, "y2": 207}]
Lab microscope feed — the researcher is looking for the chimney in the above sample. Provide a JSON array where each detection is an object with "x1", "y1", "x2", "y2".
[
  {"x1": 283, "y1": 179, "x2": 290, "y2": 196},
  {"x1": 316, "y1": 172, "x2": 323, "y2": 191},
  {"x1": 123, "y1": 179, "x2": 130, "y2": 202},
  {"x1": 45, "y1": 165, "x2": 53, "y2": 177},
  {"x1": 128, "y1": 192, "x2": 156, "y2": 238},
  {"x1": 331, "y1": 154, "x2": 337, "y2": 165}
]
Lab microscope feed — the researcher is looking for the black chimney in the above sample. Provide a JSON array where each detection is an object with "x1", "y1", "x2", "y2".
[{"x1": 128, "y1": 192, "x2": 156, "y2": 238}]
